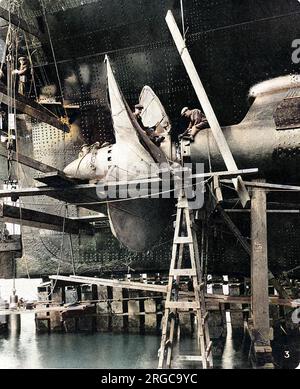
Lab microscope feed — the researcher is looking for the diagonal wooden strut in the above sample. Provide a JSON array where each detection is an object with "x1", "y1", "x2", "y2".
[
  {"x1": 165, "y1": 10, "x2": 250, "y2": 207},
  {"x1": 158, "y1": 189, "x2": 213, "y2": 369}
]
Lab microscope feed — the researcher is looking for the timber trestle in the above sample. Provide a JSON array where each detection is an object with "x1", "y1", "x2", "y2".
[{"x1": 158, "y1": 189, "x2": 213, "y2": 369}]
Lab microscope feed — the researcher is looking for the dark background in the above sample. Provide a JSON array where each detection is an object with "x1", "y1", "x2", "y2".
[{"x1": 15, "y1": 0, "x2": 300, "y2": 141}]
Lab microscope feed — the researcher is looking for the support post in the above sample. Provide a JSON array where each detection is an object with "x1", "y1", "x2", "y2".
[{"x1": 250, "y1": 183, "x2": 274, "y2": 368}]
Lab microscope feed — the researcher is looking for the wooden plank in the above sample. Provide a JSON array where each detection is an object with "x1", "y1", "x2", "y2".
[
  {"x1": 165, "y1": 10, "x2": 250, "y2": 207},
  {"x1": 0, "y1": 169, "x2": 257, "y2": 213},
  {"x1": 0, "y1": 169, "x2": 259, "y2": 199},
  {"x1": 165, "y1": 301, "x2": 199, "y2": 309},
  {"x1": 225, "y1": 209, "x2": 300, "y2": 213},
  {"x1": 34, "y1": 171, "x2": 88, "y2": 187},
  {"x1": 0, "y1": 6, "x2": 41, "y2": 38},
  {"x1": 174, "y1": 237, "x2": 193, "y2": 244},
  {"x1": 0, "y1": 184, "x2": 105, "y2": 212},
  {"x1": 0, "y1": 82, "x2": 69, "y2": 132},
  {"x1": 0, "y1": 145, "x2": 57, "y2": 173},
  {"x1": 251, "y1": 182, "x2": 271, "y2": 345},
  {"x1": 177, "y1": 355, "x2": 203, "y2": 362},
  {"x1": 169, "y1": 269, "x2": 197, "y2": 276},
  {"x1": 0, "y1": 202, "x2": 94, "y2": 234},
  {"x1": 221, "y1": 179, "x2": 300, "y2": 191},
  {"x1": 0, "y1": 294, "x2": 297, "y2": 317},
  {"x1": 0, "y1": 236, "x2": 21, "y2": 252},
  {"x1": 49, "y1": 275, "x2": 167, "y2": 294},
  {"x1": 205, "y1": 294, "x2": 299, "y2": 307},
  {"x1": 182, "y1": 167, "x2": 258, "y2": 179}
]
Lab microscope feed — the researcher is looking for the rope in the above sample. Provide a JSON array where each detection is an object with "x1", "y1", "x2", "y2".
[
  {"x1": 0, "y1": 25, "x2": 11, "y2": 76},
  {"x1": 39, "y1": 0, "x2": 69, "y2": 121},
  {"x1": 39, "y1": 0, "x2": 69, "y2": 165},
  {"x1": 23, "y1": 32, "x2": 38, "y2": 100}
]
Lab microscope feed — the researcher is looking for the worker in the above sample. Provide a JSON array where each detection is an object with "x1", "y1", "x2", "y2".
[
  {"x1": 179, "y1": 107, "x2": 209, "y2": 142},
  {"x1": 133, "y1": 104, "x2": 165, "y2": 146},
  {"x1": 12, "y1": 56, "x2": 31, "y2": 96}
]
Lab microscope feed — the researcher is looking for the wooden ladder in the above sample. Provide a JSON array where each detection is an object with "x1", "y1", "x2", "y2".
[{"x1": 158, "y1": 189, "x2": 213, "y2": 369}]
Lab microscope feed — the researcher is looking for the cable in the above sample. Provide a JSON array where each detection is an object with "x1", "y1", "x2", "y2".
[
  {"x1": 46, "y1": 202, "x2": 68, "y2": 298},
  {"x1": 23, "y1": 32, "x2": 38, "y2": 100},
  {"x1": 39, "y1": 0, "x2": 69, "y2": 122}
]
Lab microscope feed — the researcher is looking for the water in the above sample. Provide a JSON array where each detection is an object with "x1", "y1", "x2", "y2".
[
  {"x1": 0, "y1": 314, "x2": 161, "y2": 369},
  {"x1": 0, "y1": 314, "x2": 250, "y2": 369},
  {"x1": 0, "y1": 280, "x2": 298, "y2": 369},
  {"x1": 0, "y1": 314, "x2": 299, "y2": 369}
]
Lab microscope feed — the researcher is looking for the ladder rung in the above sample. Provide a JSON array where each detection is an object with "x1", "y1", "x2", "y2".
[
  {"x1": 170, "y1": 269, "x2": 197, "y2": 276},
  {"x1": 177, "y1": 355, "x2": 202, "y2": 362},
  {"x1": 165, "y1": 301, "x2": 200, "y2": 309},
  {"x1": 174, "y1": 237, "x2": 193, "y2": 244}
]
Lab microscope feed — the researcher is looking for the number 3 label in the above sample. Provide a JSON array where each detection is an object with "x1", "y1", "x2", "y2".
[{"x1": 284, "y1": 351, "x2": 290, "y2": 359}]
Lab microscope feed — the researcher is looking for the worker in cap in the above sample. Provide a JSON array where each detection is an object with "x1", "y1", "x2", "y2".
[
  {"x1": 12, "y1": 56, "x2": 31, "y2": 96},
  {"x1": 133, "y1": 103, "x2": 165, "y2": 147},
  {"x1": 179, "y1": 106, "x2": 209, "y2": 142}
]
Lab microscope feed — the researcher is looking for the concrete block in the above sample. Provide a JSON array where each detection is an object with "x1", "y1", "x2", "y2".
[
  {"x1": 144, "y1": 299, "x2": 156, "y2": 313},
  {"x1": 50, "y1": 311, "x2": 62, "y2": 332},
  {"x1": 111, "y1": 314, "x2": 124, "y2": 332},
  {"x1": 144, "y1": 314, "x2": 157, "y2": 333},
  {"x1": 111, "y1": 301, "x2": 123, "y2": 314}
]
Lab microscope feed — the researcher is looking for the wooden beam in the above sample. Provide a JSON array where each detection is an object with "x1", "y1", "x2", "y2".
[
  {"x1": 225, "y1": 209, "x2": 300, "y2": 214},
  {"x1": 0, "y1": 82, "x2": 69, "y2": 132},
  {"x1": 205, "y1": 294, "x2": 299, "y2": 308},
  {"x1": 165, "y1": 10, "x2": 250, "y2": 207},
  {"x1": 213, "y1": 176, "x2": 223, "y2": 203},
  {"x1": 0, "y1": 202, "x2": 94, "y2": 234},
  {"x1": 0, "y1": 235, "x2": 21, "y2": 252},
  {"x1": 251, "y1": 182, "x2": 271, "y2": 345},
  {"x1": 221, "y1": 179, "x2": 300, "y2": 191},
  {"x1": 0, "y1": 6, "x2": 41, "y2": 38},
  {"x1": 34, "y1": 171, "x2": 88, "y2": 187},
  {"x1": 0, "y1": 168, "x2": 258, "y2": 202},
  {"x1": 46, "y1": 276, "x2": 299, "y2": 309},
  {"x1": 49, "y1": 275, "x2": 168, "y2": 294},
  {"x1": 0, "y1": 144, "x2": 57, "y2": 173},
  {"x1": 192, "y1": 168, "x2": 258, "y2": 180}
]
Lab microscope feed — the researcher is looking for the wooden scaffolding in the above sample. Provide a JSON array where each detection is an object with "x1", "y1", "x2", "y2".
[{"x1": 158, "y1": 189, "x2": 213, "y2": 369}]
